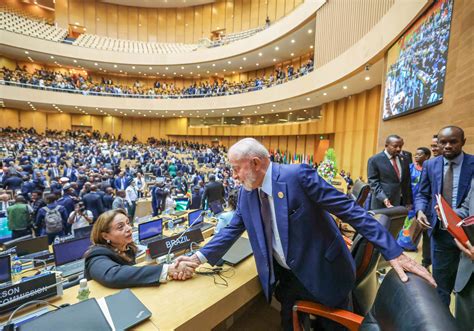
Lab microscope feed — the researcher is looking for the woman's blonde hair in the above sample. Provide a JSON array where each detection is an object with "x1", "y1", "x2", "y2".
[{"x1": 91, "y1": 209, "x2": 137, "y2": 262}]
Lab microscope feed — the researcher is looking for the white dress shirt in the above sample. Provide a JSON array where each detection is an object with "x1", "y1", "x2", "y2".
[
  {"x1": 384, "y1": 150, "x2": 403, "y2": 179},
  {"x1": 197, "y1": 162, "x2": 290, "y2": 269}
]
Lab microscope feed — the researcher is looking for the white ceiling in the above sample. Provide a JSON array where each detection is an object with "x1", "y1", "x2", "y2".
[{"x1": 100, "y1": 0, "x2": 216, "y2": 8}]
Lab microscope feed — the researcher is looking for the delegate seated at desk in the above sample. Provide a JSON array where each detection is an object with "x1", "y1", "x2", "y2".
[{"x1": 84, "y1": 209, "x2": 197, "y2": 288}]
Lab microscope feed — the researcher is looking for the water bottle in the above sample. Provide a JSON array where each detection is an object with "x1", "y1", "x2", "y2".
[
  {"x1": 77, "y1": 279, "x2": 90, "y2": 301},
  {"x1": 168, "y1": 219, "x2": 175, "y2": 233},
  {"x1": 11, "y1": 256, "x2": 23, "y2": 283}
]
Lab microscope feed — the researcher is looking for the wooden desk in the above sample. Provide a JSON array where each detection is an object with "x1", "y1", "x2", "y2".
[{"x1": 6, "y1": 229, "x2": 261, "y2": 330}]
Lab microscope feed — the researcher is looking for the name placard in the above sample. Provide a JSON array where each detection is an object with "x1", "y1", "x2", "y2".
[
  {"x1": 0, "y1": 273, "x2": 60, "y2": 315},
  {"x1": 148, "y1": 228, "x2": 204, "y2": 258}
]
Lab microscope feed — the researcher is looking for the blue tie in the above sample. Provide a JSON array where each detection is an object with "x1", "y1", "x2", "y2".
[{"x1": 259, "y1": 189, "x2": 275, "y2": 286}]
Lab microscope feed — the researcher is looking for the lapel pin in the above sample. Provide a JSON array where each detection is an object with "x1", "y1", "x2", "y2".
[{"x1": 278, "y1": 192, "x2": 284, "y2": 199}]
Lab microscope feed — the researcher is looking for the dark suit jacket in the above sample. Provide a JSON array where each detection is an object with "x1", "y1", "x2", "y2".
[
  {"x1": 415, "y1": 153, "x2": 473, "y2": 235},
  {"x1": 454, "y1": 178, "x2": 474, "y2": 293},
  {"x1": 84, "y1": 245, "x2": 162, "y2": 288},
  {"x1": 103, "y1": 194, "x2": 114, "y2": 210},
  {"x1": 367, "y1": 151, "x2": 412, "y2": 209},
  {"x1": 200, "y1": 163, "x2": 402, "y2": 307},
  {"x1": 201, "y1": 181, "x2": 225, "y2": 209},
  {"x1": 82, "y1": 192, "x2": 105, "y2": 220}
]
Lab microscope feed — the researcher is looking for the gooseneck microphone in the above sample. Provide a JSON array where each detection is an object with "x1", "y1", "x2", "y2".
[{"x1": 165, "y1": 212, "x2": 205, "y2": 263}]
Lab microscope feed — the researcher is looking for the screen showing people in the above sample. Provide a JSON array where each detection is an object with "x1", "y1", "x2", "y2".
[{"x1": 383, "y1": 0, "x2": 453, "y2": 120}]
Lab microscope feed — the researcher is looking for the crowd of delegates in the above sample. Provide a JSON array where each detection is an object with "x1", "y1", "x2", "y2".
[
  {"x1": 0, "y1": 127, "x2": 240, "y2": 244},
  {"x1": 383, "y1": 0, "x2": 452, "y2": 118},
  {"x1": 0, "y1": 60, "x2": 314, "y2": 98}
]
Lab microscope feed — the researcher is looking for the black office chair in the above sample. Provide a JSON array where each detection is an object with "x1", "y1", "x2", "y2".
[
  {"x1": 293, "y1": 269, "x2": 459, "y2": 331},
  {"x1": 350, "y1": 179, "x2": 371, "y2": 208}
]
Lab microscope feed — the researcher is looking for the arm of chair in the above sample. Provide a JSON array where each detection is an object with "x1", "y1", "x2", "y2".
[{"x1": 292, "y1": 300, "x2": 364, "y2": 331}]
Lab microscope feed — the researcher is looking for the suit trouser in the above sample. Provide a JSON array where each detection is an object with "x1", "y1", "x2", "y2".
[
  {"x1": 421, "y1": 230, "x2": 431, "y2": 267},
  {"x1": 273, "y1": 261, "x2": 350, "y2": 331},
  {"x1": 455, "y1": 275, "x2": 474, "y2": 331},
  {"x1": 431, "y1": 228, "x2": 460, "y2": 306}
]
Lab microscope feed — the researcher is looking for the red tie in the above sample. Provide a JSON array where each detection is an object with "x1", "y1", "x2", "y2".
[{"x1": 391, "y1": 157, "x2": 401, "y2": 180}]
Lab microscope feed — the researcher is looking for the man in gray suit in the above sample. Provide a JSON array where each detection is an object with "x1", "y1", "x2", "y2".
[
  {"x1": 367, "y1": 135, "x2": 412, "y2": 209},
  {"x1": 452, "y1": 178, "x2": 474, "y2": 330}
]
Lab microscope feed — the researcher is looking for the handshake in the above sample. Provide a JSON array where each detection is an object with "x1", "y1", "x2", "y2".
[{"x1": 166, "y1": 254, "x2": 202, "y2": 281}]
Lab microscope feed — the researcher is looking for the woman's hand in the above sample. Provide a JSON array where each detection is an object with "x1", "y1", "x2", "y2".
[{"x1": 168, "y1": 259, "x2": 199, "y2": 280}]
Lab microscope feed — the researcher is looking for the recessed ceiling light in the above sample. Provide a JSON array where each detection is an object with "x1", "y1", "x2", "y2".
[
  {"x1": 291, "y1": 39, "x2": 295, "y2": 43},
  {"x1": 149, "y1": 67, "x2": 152, "y2": 70},
  {"x1": 241, "y1": 108, "x2": 245, "y2": 110},
  {"x1": 256, "y1": 63, "x2": 259, "y2": 66},
  {"x1": 132, "y1": 66, "x2": 135, "y2": 69},
  {"x1": 206, "y1": 70, "x2": 210, "y2": 73},
  {"x1": 288, "y1": 107, "x2": 292, "y2": 110},
  {"x1": 232, "y1": 71, "x2": 235, "y2": 74},
  {"x1": 290, "y1": 53, "x2": 294, "y2": 56},
  {"x1": 343, "y1": 85, "x2": 348, "y2": 89},
  {"x1": 165, "y1": 67, "x2": 169, "y2": 70},
  {"x1": 227, "y1": 61, "x2": 231, "y2": 64},
  {"x1": 212, "y1": 63, "x2": 216, "y2": 67},
  {"x1": 239, "y1": 67, "x2": 243, "y2": 70},
  {"x1": 258, "y1": 53, "x2": 262, "y2": 56},
  {"x1": 272, "y1": 104, "x2": 276, "y2": 107},
  {"x1": 306, "y1": 97, "x2": 311, "y2": 101},
  {"x1": 73, "y1": 59, "x2": 77, "y2": 63},
  {"x1": 24, "y1": 51, "x2": 29, "y2": 54},
  {"x1": 50, "y1": 56, "x2": 54, "y2": 59},
  {"x1": 181, "y1": 66, "x2": 184, "y2": 69},
  {"x1": 323, "y1": 92, "x2": 327, "y2": 96},
  {"x1": 173, "y1": 72, "x2": 176, "y2": 75},
  {"x1": 196, "y1": 65, "x2": 200, "y2": 68},
  {"x1": 113, "y1": 64, "x2": 117, "y2": 68},
  {"x1": 365, "y1": 76, "x2": 370, "y2": 81},
  {"x1": 274, "y1": 46, "x2": 279, "y2": 51},
  {"x1": 254, "y1": 111, "x2": 257, "y2": 114},
  {"x1": 120, "y1": 70, "x2": 123, "y2": 73},
  {"x1": 238, "y1": 112, "x2": 241, "y2": 115},
  {"x1": 243, "y1": 57, "x2": 247, "y2": 61},
  {"x1": 190, "y1": 71, "x2": 193, "y2": 74},
  {"x1": 94, "y1": 63, "x2": 98, "y2": 66},
  {"x1": 308, "y1": 29, "x2": 313, "y2": 33},
  {"x1": 138, "y1": 71, "x2": 141, "y2": 74},
  {"x1": 310, "y1": 45, "x2": 314, "y2": 49},
  {"x1": 273, "y1": 58, "x2": 276, "y2": 62}
]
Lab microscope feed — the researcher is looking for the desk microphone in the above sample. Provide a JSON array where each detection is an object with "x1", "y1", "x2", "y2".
[
  {"x1": 18, "y1": 258, "x2": 48, "y2": 270},
  {"x1": 165, "y1": 211, "x2": 205, "y2": 264}
]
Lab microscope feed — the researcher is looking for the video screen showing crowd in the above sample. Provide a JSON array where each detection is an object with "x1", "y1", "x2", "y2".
[
  {"x1": 383, "y1": 0, "x2": 453, "y2": 120},
  {"x1": 0, "y1": 127, "x2": 236, "y2": 244}
]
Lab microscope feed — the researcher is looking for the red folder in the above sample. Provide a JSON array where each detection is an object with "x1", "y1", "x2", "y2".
[{"x1": 435, "y1": 194, "x2": 469, "y2": 247}]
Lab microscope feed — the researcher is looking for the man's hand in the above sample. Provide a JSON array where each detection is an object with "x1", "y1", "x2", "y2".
[
  {"x1": 175, "y1": 254, "x2": 201, "y2": 268},
  {"x1": 383, "y1": 199, "x2": 393, "y2": 208},
  {"x1": 434, "y1": 205, "x2": 442, "y2": 219},
  {"x1": 168, "y1": 259, "x2": 199, "y2": 280},
  {"x1": 454, "y1": 239, "x2": 474, "y2": 261},
  {"x1": 416, "y1": 210, "x2": 432, "y2": 229},
  {"x1": 389, "y1": 253, "x2": 436, "y2": 287}
]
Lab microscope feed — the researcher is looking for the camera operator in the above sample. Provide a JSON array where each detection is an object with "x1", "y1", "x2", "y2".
[{"x1": 68, "y1": 201, "x2": 93, "y2": 234}]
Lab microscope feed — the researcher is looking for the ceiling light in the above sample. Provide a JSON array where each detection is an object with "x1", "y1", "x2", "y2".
[
  {"x1": 258, "y1": 53, "x2": 262, "y2": 56},
  {"x1": 239, "y1": 67, "x2": 243, "y2": 70},
  {"x1": 365, "y1": 76, "x2": 370, "y2": 81},
  {"x1": 241, "y1": 108, "x2": 245, "y2": 110},
  {"x1": 181, "y1": 66, "x2": 184, "y2": 69},
  {"x1": 206, "y1": 71, "x2": 210, "y2": 74},
  {"x1": 232, "y1": 71, "x2": 235, "y2": 74},
  {"x1": 196, "y1": 65, "x2": 200, "y2": 68},
  {"x1": 254, "y1": 111, "x2": 257, "y2": 114},
  {"x1": 165, "y1": 67, "x2": 169, "y2": 70},
  {"x1": 94, "y1": 63, "x2": 98, "y2": 66},
  {"x1": 212, "y1": 63, "x2": 216, "y2": 67},
  {"x1": 114, "y1": 65, "x2": 117, "y2": 68},
  {"x1": 149, "y1": 67, "x2": 152, "y2": 70},
  {"x1": 24, "y1": 51, "x2": 29, "y2": 54},
  {"x1": 274, "y1": 46, "x2": 279, "y2": 51},
  {"x1": 173, "y1": 72, "x2": 176, "y2": 75},
  {"x1": 343, "y1": 86, "x2": 348, "y2": 89},
  {"x1": 306, "y1": 97, "x2": 311, "y2": 101},
  {"x1": 238, "y1": 112, "x2": 241, "y2": 115},
  {"x1": 323, "y1": 92, "x2": 327, "y2": 96},
  {"x1": 272, "y1": 104, "x2": 276, "y2": 107},
  {"x1": 310, "y1": 45, "x2": 314, "y2": 49},
  {"x1": 273, "y1": 58, "x2": 276, "y2": 62},
  {"x1": 308, "y1": 29, "x2": 313, "y2": 33},
  {"x1": 50, "y1": 56, "x2": 54, "y2": 59},
  {"x1": 288, "y1": 107, "x2": 292, "y2": 110},
  {"x1": 291, "y1": 39, "x2": 295, "y2": 43},
  {"x1": 132, "y1": 66, "x2": 135, "y2": 69},
  {"x1": 256, "y1": 63, "x2": 259, "y2": 66},
  {"x1": 73, "y1": 60, "x2": 77, "y2": 63},
  {"x1": 120, "y1": 70, "x2": 123, "y2": 73},
  {"x1": 290, "y1": 53, "x2": 294, "y2": 56},
  {"x1": 243, "y1": 57, "x2": 247, "y2": 61},
  {"x1": 227, "y1": 61, "x2": 231, "y2": 64}
]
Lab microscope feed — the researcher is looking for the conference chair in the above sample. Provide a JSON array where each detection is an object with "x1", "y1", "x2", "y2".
[
  {"x1": 293, "y1": 269, "x2": 459, "y2": 331},
  {"x1": 349, "y1": 179, "x2": 371, "y2": 207},
  {"x1": 368, "y1": 206, "x2": 408, "y2": 270}
]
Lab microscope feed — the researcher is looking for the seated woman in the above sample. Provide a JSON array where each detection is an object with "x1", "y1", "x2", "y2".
[
  {"x1": 84, "y1": 209, "x2": 197, "y2": 288},
  {"x1": 215, "y1": 191, "x2": 237, "y2": 234}
]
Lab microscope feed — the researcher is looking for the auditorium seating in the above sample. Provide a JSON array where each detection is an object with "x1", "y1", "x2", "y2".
[
  {"x1": 73, "y1": 34, "x2": 199, "y2": 54},
  {"x1": 200, "y1": 26, "x2": 265, "y2": 47},
  {"x1": 1, "y1": 10, "x2": 67, "y2": 42}
]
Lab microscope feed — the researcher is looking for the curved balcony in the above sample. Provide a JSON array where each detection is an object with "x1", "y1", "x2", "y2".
[{"x1": 1, "y1": 0, "x2": 323, "y2": 66}]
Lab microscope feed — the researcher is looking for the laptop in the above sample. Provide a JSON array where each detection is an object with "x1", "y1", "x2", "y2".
[
  {"x1": 138, "y1": 219, "x2": 166, "y2": 245},
  {"x1": 0, "y1": 255, "x2": 12, "y2": 286},
  {"x1": 188, "y1": 209, "x2": 214, "y2": 231},
  {"x1": 221, "y1": 237, "x2": 254, "y2": 266},
  {"x1": 73, "y1": 225, "x2": 93, "y2": 239},
  {"x1": 53, "y1": 237, "x2": 91, "y2": 277},
  {"x1": 101, "y1": 289, "x2": 152, "y2": 330},
  {"x1": 15, "y1": 236, "x2": 53, "y2": 264},
  {"x1": 209, "y1": 200, "x2": 224, "y2": 215}
]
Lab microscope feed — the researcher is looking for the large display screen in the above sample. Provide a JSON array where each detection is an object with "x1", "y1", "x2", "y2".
[{"x1": 382, "y1": 0, "x2": 453, "y2": 120}]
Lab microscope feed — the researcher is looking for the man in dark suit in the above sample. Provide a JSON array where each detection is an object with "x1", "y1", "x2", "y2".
[
  {"x1": 177, "y1": 138, "x2": 434, "y2": 330},
  {"x1": 151, "y1": 182, "x2": 165, "y2": 216},
  {"x1": 47, "y1": 163, "x2": 61, "y2": 179},
  {"x1": 367, "y1": 135, "x2": 412, "y2": 209},
  {"x1": 82, "y1": 185, "x2": 105, "y2": 221},
  {"x1": 201, "y1": 174, "x2": 225, "y2": 210},
  {"x1": 416, "y1": 126, "x2": 473, "y2": 306},
  {"x1": 452, "y1": 178, "x2": 473, "y2": 330}
]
